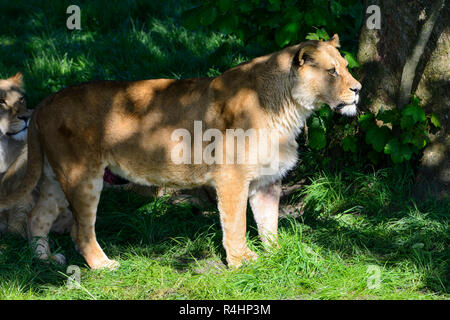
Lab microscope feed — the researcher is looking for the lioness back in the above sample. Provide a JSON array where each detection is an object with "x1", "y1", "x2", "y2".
[{"x1": 36, "y1": 76, "x2": 265, "y2": 188}]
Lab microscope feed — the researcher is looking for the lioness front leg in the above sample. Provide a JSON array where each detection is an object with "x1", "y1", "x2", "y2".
[
  {"x1": 60, "y1": 169, "x2": 118, "y2": 270},
  {"x1": 249, "y1": 180, "x2": 281, "y2": 246},
  {"x1": 215, "y1": 174, "x2": 257, "y2": 268}
]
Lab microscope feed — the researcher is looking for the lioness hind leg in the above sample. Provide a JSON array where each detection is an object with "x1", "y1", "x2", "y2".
[
  {"x1": 249, "y1": 180, "x2": 281, "y2": 246},
  {"x1": 28, "y1": 176, "x2": 70, "y2": 264},
  {"x1": 61, "y1": 171, "x2": 119, "y2": 270},
  {"x1": 215, "y1": 174, "x2": 257, "y2": 268},
  {"x1": 51, "y1": 207, "x2": 73, "y2": 234}
]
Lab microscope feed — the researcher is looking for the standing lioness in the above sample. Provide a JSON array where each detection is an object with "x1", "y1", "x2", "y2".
[{"x1": 0, "y1": 35, "x2": 361, "y2": 269}]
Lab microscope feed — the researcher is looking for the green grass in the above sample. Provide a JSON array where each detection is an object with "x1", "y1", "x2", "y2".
[
  {"x1": 0, "y1": 0, "x2": 448, "y2": 300},
  {"x1": 1, "y1": 168, "x2": 448, "y2": 299}
]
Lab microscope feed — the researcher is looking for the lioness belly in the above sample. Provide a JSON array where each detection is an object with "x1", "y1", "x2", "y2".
[{"x1": 107, "y1": 161, "x2": 214, "y2": 189}]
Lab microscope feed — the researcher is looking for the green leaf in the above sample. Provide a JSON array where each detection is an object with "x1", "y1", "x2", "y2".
[
  {"x1": 376, "y1": 109, "x2": 397, "y2": 124},
  {"x1": 430, "y1": 113, "x2": 441, "y2": 128},
  {"x1": 318, "y1": 104, "x2": 332, "y2": 120},
  {"x1": 384, "y1": 139, "x2": 413, "y2": 163},
  {"x1": 410, "y1": 96, "x2": 421, "y2": 107},
  {"x1": 390, "y1": 152, "x2": 404, "y2": 164},
  {"x1": 411, "y1": 135, "x2": 427, "y2": 149},
  {"x1": 316, "y1": 28, "x2": 330, "y2": 40},
  {"x1": 401, "y1": 104, "x2": 426, "y2": 123},
  {"x1": 308, "y1": 128, "x2": 327, "y2": 150},
  {"x1": 400, "y1": 144, "x2": 413, "y2": 161},
  {"x1": 401, "y1": 131, "x2": 413, "y2": 144},
  {"x1": 400, "y1": 114, "x2": 416, "y2": 130},
  {"x1": 384, "y1": 138, "x2": 399, "y2": 155},
  {"x1": 275, "y1": 22, "x2": 300, "y2": 47},
  {"x1": 309, "y1": 116, "x2": 323, "y2": 129},
  {"x1": 384, "y1": 138, "x2": 403, "y2": 163},
  {"x1": 358, "y1": 113, "x2": 375, "y2": 131},
  {"x1": 365, "y1": 126, "x2": 390, "y2": 152},
  {"x1": 305, "y1": 32, "x2": 320, "y2": 40},
  {"x1": 306, "y1": 28, "x2": 329, "y2": 41},
  {"x1": 341, "y1": 136, "x2": 357, "y2": 153},
  {"x1": 341, "y1": 50, "x2": 360, "y2": 68}
]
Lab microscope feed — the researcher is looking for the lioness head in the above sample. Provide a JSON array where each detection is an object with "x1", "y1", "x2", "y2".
[
  {"x1": 291, "y1": 34, "x2": 361, "y2": 116},
  {"x1": 0, "y1": 72, "x2": 31, "y2": 141}
]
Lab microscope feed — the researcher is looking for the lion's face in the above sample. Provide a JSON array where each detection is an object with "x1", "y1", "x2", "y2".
[
  {"x1": 0, "y1": 73, "x2": 31, "y2": 141},
  {"x1": 291, "y1": 34, "x2": 361, "y2": 116}
]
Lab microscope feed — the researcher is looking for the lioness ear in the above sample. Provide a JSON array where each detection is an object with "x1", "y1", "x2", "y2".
[
  {"x1": 8, "y1": 72, "x2": 23, "y2": 87},
  {"x1": 328, "y1": 34, "x2": 340, "y2": 48},
  {"x1": 295, "y1": 45, "x2": 316, "y2": 67}
]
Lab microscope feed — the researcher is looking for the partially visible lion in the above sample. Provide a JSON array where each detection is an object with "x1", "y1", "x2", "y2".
[
  {"x1": 0, "y1": 35, "x2": 361, "y2": 270},
  {"x1": 0, "y1": 72, "x2": 72, "y2": 263}
]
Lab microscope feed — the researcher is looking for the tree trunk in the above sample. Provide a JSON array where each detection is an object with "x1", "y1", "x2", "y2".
[{"x1": 357, "y1": 0, "x2": 449, "y2": 199}]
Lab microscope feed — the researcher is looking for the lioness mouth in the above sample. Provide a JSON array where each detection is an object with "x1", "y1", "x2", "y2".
[
  {"x1": 6, "y1": 126, "x2": 28, "y2": 137},
  {"x1": 335, "y1": 103, "x2": 348, "y2": 111}
]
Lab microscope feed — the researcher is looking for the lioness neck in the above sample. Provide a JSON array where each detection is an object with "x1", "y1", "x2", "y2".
[{"x1": 243, "y1": 46, "x2": 313, "y2": 140}]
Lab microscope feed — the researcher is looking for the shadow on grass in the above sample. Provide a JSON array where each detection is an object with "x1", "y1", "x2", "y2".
[
  {"x1": 288, "y1": 190, "x2": 449, "y2": 294},
  {"x1": 0, "y1": 188, "x2": 223, "y2": 293},
  {"x1": 0, "y1": 182, "x2": 448, "y2": 295},
  {"x1": 0, "y1": 0, "x2": 256, "y2": 106}
]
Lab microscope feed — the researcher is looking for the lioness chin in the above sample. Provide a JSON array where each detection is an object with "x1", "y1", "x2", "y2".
[{"x1": 0, "y1": 35, "x2": 361, "y2": 269}]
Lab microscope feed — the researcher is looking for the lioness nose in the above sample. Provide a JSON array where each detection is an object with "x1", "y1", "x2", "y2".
[{"x1": 350, "y1": 83, "x2": 361, "y2": 94}]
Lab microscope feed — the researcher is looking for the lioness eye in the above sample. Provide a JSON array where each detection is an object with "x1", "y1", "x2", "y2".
[{"x1": 328, "y1": 68, "x2": 337, "y2": 77}]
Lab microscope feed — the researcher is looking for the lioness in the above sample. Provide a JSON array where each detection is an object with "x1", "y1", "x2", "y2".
[
  {"x1": 0, "y1": 72, "x2": 72, "y2": 263},
  {"x1": 0, "y1": 72, "x2": 33, "y2": 236},
  {"x1": 0, "y1": 35, "x2": 361, "y2": 269}
]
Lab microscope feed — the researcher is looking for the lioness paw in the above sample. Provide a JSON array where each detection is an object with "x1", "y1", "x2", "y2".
[
  {"x1": 90, "y1": 258, "x2": 120, "y2": 271},
  {"x1": 227, "y1": 249, "x2": 259, "y2": 268},
  {"x1": 51, "y1": 253, "x2": 67, "y2": 265}
]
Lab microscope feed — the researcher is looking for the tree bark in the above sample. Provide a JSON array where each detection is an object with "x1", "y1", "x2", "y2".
[
  {"x1": 357, "y1": 0, "x2": 450, "y2": 199},
  {"x1": 397, "y1": 0, "x2": 445, "y2": 109}
]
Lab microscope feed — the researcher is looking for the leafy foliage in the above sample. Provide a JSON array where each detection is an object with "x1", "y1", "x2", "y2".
[
  {"x1": 363, "y1": 97, "x2": 438, "y2": 164},
  {"x1": 182, "y1": 0, "x2": 363, "y2": 51},
  {"x1": 305, "y1": 97, "x2": 440, "y2": 166}
]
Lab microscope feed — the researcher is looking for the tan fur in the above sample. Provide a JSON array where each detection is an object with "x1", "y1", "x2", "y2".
[
  {"x1": 0, "y1": 73, "x2": 72, "y2": 264},
  {"x1": 0, "y1": 37, "x2": 361, "y2": 269},
  {"x1": 0, "y1": 72, "x2": 34, "y2": 237}
]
